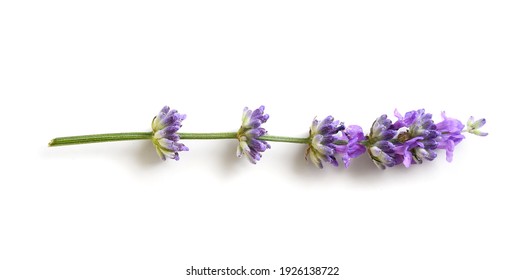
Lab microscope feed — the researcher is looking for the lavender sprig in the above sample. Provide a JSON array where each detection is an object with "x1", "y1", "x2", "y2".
[{"x1": 49, "y1": 106, "x2": 487, "y2": 170}]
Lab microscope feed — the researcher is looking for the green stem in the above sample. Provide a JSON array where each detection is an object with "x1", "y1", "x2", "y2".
[
  {"x1": 177, "y1": 132, "x2": 309, "y2": 143},
  {"x1": 259, "y1": 135, "x2": 309, "y2": 144},
  {"x1": 49, "y1": 131, "x2": 310, "y2": 146},
  {"x1": 49, "y1": 132, "x2": 153, "y2": 146},
  {"x1": 178, "y1": 132, "x2": 237, "y2": 140}
]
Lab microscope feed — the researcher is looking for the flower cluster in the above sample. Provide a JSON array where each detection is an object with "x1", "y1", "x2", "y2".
[
  {"x1": 393, "y1": 109, "x2": 440, "y2": 168},
  {"x1": 305, "y1": 116, "x2": 366, "y2": 168},
  {"x1": 365, "y1": 114, "x2": 400, "y2": 169},
  {"x1": 363, "y1": 109, "x2": 488, "y2": 169},
  {"x1": 305, "y1": 116, "x2": 346, "y2": 168},
  {"x1": 151, "y1": 106, "x2": 188, "y2": 161},
  {"x1": 236, "y1": 106, "x2": 271, "y2": 164}
]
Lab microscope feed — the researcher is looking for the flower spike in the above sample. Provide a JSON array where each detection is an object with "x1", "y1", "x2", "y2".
[{"x1": 49, "y1": 105, "x2": 487, "y2": 172}]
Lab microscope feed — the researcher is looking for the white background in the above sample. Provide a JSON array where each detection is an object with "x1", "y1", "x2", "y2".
[{"x1": 1, "y1": 1, "x2": 523, "y2": 279}]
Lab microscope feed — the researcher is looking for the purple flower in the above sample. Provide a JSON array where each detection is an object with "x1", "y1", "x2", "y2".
[
  {"x1": 393, "y1": 109, "x2": 440, "y2": 167},
  {"x1": 435, "y1": 112, "x2": 465, "y2": 162},
  {"x1": 366, "y1": 114, "x2": 400, "y2": 169},
  {"x1": 363, "y1": 109, "x2": 488, "y2": 169},
  {"x1": 151, "y1": 106, "x2": 188, "y2": 161},
  {"x1": 306, "y1": 116, "x2": 346, "y2": 168},
  {"x1": 236, "y1": 106, "x2": 271, "y2": 164},
  {"x1": 339, "y1": 125, "x2": 366, "y2": 167},
  {"x1": 370, "y1": 114, "x2": 397, "y2": 141}
]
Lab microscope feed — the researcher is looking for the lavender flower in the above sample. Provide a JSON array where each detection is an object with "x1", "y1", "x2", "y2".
[
  {"x1": 339, "y1": 125, "x2": 366, "y2": 167},
  {"x1": 151, "y1": 106, "x2": 188, "y2": 161},
  {"x1": 366, "y1": 114, "x2": 400, "y2": 169},
  {"x1": 466, "y1": 116, "x2": 488, "y2": 136},
  {"x1": 364, "y1": 109, "x2": 488, "y2": 169},
  {"x1": 393, "y1": 109, "x2": 440, "y2": 167},
  {"x1": 435, "y1": 112, "x2": 465, "y2": 162},
  {"x1": 236, "y1": 106, "x2": 271, "y2": 164},
  {"x1": 306, "y1": 116, "x2": 347, "y2": 168},
  {"x1": 50, "y1": 105, "x2": 488, "y2": 169}
]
